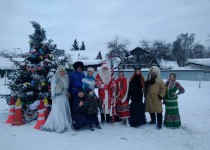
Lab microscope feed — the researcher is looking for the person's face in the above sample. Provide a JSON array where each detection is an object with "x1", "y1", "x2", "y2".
[
  {"x1": 169, "y1": 74, "x2": 175, "y2": 81},
  {"x1": 78, "y1": 91, "x2": 84, "y2": 97},
  {"x1": 102, "y1": 66, "x2": 108, "y2": 70},
  {"x1": 77, "y1": 67, "x2": 82, "y2": 72},
  {"x1": 118, "y1": 72, "x2": 124, "y2": 79},
  {"x1": 135, "y1": 69, "x2": 141, "y2": 75},
  {"x1": 88, "y1": 90, "x2": 94, "y2": 95},
  {"x1": 150, "y1": 72, "x2": 157, "y2": 79},
  {"x1": 88, "y1": 71, "x2": 93, "y2": 76},
  {"x1": 59, "y1": 70, "x2": 65, "y2": 76}
]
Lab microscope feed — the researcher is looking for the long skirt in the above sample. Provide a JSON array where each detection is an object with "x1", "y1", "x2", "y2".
[
  {"x1": 41, "y1": 93, "x2": 72, "y2": 133},
  {"x1": 164, "y1": 99, "x2": 181, "y2": 128},
  {"x1": 129, "y1": 101, "x2": 146, "y2": 127},
  {"x1": 116, "y1": 98, "x2": 130, "y2": 119}
]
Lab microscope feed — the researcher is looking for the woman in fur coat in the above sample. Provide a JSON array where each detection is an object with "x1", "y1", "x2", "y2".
[
  {"x1": 145, "y1": 66, "x2": 166, "y2": 129},
  {"x1": 128, "y1": 67, "x2": 147, "y2": 127},
  {"x1": 41, "y1": 65, "x2": 72, "y2": 133}
]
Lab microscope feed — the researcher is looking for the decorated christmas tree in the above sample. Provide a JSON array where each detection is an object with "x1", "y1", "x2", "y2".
[{"x1": 7, "y1": 21, "x2": 59, "y2": 123}]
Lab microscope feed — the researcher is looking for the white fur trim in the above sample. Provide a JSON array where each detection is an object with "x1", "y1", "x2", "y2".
[
  {"x1": 116, "y1": 82, "x2": 121, "y2": 98},
  {"x1": 87, "y1": 67, "x2": 94, "y2": 72},
  {"x1": 104, "y1": 90, "x2": 109, "y2": 114},
  {"x1": 121, "y1": 80, "x2": 129, "y2": 103}
]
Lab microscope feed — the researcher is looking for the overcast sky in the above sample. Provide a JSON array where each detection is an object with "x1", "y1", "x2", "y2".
[{"x1": 0, "y1": 0, "x2": 210, "y2": 54}]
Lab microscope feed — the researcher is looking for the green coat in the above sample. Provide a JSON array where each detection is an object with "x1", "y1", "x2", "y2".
[{"x1": 145, "y1": 80, "x2": 166, "y2": 113}]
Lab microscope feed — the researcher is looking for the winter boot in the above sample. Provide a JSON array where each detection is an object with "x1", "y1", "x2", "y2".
[
  {"x1": 148, "y1": 113, "x2": 156, "y2": 124},
  {"x1": 101, "y1": 113, "x2": 105, "y2": 124},
  {"x1": 106, "y1": 114, "x2": 110, "y2": 123},
  {"x1": 156, "y1": 113, "x2": 162, "y2": 129},
  {"x1": 89, "y1": 125, "x2": 94, "y2": 131},
  {"x1": 96, "y1": 124, "x2": 102, "y2": 129}
]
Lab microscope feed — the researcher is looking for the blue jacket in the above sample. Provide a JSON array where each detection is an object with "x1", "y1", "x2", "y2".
[
  {"x1": 82, "y1": 75, "x2": 96, "y2": 93},
  {"x1": 68, "y1": 71, "x2": 85, "y2": 96}
]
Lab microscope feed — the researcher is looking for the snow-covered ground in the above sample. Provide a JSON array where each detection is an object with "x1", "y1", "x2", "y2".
[{"x1": 0, "y1": 78, "x2": 210, "y2": 150}]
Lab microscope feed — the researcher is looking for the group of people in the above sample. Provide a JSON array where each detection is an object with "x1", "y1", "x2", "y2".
[{"x1": 41, "y1": 61, "x2": 185, "y2": 133}]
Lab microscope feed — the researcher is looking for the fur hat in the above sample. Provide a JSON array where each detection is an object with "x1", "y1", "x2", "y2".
[
  {"x1": 73, "y1": 61, "x2": 84, "y2": 71},
  {"x1": 87, "y1": 67, "x2": 94, "y2": 72},
  {"x1": 149, "y1": 66, "x2": 160, "y2": 75},
  {"x1": 149, "y1": 66, "x2": 161, "y2": 83}
]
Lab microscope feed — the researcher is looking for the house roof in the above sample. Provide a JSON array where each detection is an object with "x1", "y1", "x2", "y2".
[
  {"x1": 66, "y1": 50, "x2": 106, "y2": 66},
  {"x1": 130, "y1": 47, "x2": 150, "y2": 55},
  {"x1": 188, "y1": 58, "x2": 210, "y2": 67}
]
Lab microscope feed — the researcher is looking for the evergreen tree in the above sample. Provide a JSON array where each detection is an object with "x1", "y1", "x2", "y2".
[
  {"x1": 29, "y1": 21, "x2": 47, "y2": 52},
  {"x1": 47, "y1": 39, "x2": 57, "y2": 50},
  {"x1": 96, "y1": 51, "x2": 102, "y2": 59},
  {"x1": 71, "y1": 39, "x2": 79, "y2": 50},
  {"x1": 7, "y1": 22, "x2": 58, "y2": 123},
  {"x1": 80, "y1": 41, "x2": 85, "y2": 50}
]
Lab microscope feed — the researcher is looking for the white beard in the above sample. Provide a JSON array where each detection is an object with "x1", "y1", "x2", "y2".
[{"x1": 99, "y1": 69, "x2": 111, "y2": 84}]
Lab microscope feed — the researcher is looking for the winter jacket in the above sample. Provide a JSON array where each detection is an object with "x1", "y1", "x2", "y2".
[
  {"x1": 145, "y1": 79, "x2": 166, "y2": 113},
  {"x1": 68, "y1": 71, "x2": 85, "y2": 96},
  {"x1": 82, "y1": 75, "x2": 96, "y2": 93},
  {"x1": 72, "y1": 96, "x2": 89, "y2": 129},
  {"x1": 83, "y1": 94, "x2": 101, "y2": 114}
]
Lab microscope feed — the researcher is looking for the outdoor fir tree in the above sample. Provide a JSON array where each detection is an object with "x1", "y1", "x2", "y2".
[
  {"x1": 29, "y1": 21, "x2": 47, "y2": 52},
  {"x1": 71, "y1": 39, "x2": 79, "y2": 50},
  {"x1": 96, "y1": 51, "x2": 102, "y2": 59},
  {"x1": 7, "y1": 21, "x2": 58, "y2": 122},
  {"x1": 80, "y1": 41, "x2": 85, "y2": 50}
]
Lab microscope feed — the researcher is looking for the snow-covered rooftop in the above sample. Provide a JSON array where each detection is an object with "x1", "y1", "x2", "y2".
[
  {"x1": 66, "y1": 50, "x2": 106, "y2": 65},
  {"x1": 188, "y1": 58, "x2": 210, "y2": 67},
  {"x1": 159, "y1": 59, "x2": 179, "y2": 69},
  {"x1": 0, "y1": 57, "x2": 16, "y2": 70},
  {"x1": 81, "y1": 59, "x2": 105, "y2": 66}
]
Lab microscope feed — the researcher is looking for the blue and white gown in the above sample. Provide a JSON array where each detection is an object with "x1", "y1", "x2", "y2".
[{"x1": 41, "y1": 74, "x2": 72, "y2": 133}]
